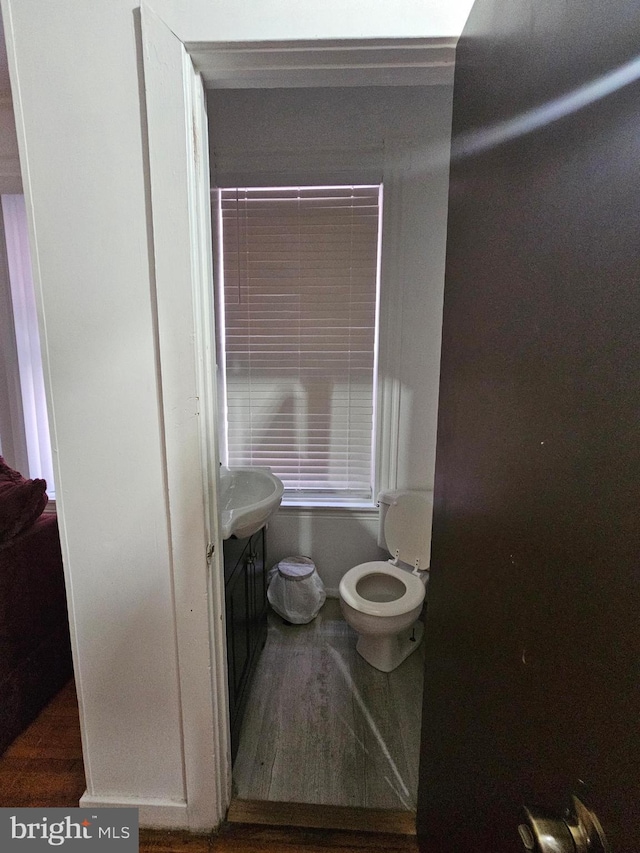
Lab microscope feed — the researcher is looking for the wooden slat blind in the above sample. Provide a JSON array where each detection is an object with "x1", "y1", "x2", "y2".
[{"x1": 219, "y1": 185, "x2": 381, "y2": 500}]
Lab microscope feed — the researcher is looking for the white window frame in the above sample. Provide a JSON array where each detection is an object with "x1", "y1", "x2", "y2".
[
  {"x1": 207, "y1": 130, "x2": 423, "y2": 509},
  {"x1": 215, "y1": 183, "x2": 384, "y2": 508}
]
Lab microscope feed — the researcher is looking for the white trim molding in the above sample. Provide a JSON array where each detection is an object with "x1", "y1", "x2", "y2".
[
  {"x1": 141, "y1": 4, "x2": 229, "y2": 831},
  {"x1": 375, "y1": 147, "x2": 408, "y2": 494},
  {"x1": 79, "y1": 794, "x2": 188, "y2": 831},
  {"x1": 189, "y1": 38, "x2": 456, "y2": 88}
]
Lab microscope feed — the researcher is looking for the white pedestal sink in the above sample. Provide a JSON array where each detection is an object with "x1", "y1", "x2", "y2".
[{"x1": 219, "y1": 466, "x2": 284, "y2": 540}]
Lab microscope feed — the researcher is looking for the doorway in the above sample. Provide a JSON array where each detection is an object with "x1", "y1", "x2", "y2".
[
  {"x1": 206, "y1": 78, "x2": 451, "y2": 820},
  {"x1": 207, "y1": 78, "x2": 451, "y2": 811},
  {"x1": 142, "y1": 13, "x2": 456, "y2": 832}
]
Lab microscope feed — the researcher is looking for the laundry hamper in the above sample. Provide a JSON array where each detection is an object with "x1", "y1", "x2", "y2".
[{"x1": 267, "y1": 556, "x2": 326, "y2": 624}]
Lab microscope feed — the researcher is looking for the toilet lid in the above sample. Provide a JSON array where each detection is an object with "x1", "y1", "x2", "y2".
[
  {"x1": 339, "y1": 561, "x2": 425, "y2": 617},
  {"x1": 384, "y1": 492, "x2": 432, "y2": 569}
]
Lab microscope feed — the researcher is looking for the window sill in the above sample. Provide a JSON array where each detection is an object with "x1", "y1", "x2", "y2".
[{"x1": 279, "y1": 499, "x2": 377, "y2": 513}]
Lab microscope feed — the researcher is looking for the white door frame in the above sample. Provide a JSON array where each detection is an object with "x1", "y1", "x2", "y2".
[
  {"x1": 141, "y1": 6, "x2": 229, "y2": 831},
  {"x1": 141, "y1": 1, "x2": 455, "y2": 830}
]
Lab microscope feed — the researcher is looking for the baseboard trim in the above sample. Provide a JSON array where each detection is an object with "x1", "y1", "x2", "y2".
[
  {"x1": 226, "y1": 798, "x2": 417, "y2": 836},
  {"x1": 79, "y1": 792, "x2": 188, "y2": 829}
]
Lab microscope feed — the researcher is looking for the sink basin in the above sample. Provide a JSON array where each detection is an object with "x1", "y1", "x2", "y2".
[{"x1": 219, "y1": 466, "x2": 284, "y2": 540}]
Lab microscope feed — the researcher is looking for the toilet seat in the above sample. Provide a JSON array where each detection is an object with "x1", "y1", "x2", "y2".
[
  {"x1": 383, "y1": 492, "x2": 431, "y2": 569},
  {"x1": 339, "y1": 561, "x2": 426, "y2": 618}
]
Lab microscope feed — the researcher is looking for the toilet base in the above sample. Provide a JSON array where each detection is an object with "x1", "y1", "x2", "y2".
[{"x1": 355, "y1": 619, "x2": 424, "y2": 672}]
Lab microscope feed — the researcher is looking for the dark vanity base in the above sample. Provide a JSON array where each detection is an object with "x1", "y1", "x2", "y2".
[{"x1": 223, "y1": 527, "x2": 267, "y2": 762}]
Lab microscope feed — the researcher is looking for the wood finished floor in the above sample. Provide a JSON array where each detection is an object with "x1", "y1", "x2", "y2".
[
  {"x1": 140, "y1": 825, "x2": 419, "y2": 852},
  {"x1": 233, "y1": 599, "x2": 425, "y2": 811},
  {"x1": 0, "y1": 679, "x2": 418, "y2": 852},
  {"x1": 0, "y1": 680, "x2": 86, "y2": 808}
]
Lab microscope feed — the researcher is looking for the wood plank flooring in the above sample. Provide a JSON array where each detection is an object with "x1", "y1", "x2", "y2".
[
  {"x1": 227, "y1": 799, "x2": 416, "y2": 835},
  {"x1": 0, "y1": 678, "x2": 418, "y2": 852},
  {"x1": 0, "y1": 602, "x2": 422, "y2": 853},
  {"x1": 233, "y1": 599, "x2": 424, "y2": 811},
  {"x1": 0, "y1": 680, "x2": 86, "y2": 808},
  {"x1": 140, "y1": 825, "x2": 419, "y2": 853}
]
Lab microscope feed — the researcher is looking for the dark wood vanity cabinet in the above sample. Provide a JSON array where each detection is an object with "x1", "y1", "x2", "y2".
[{"x1": 223, "y1": 527, "x2": 268, "y2": 761}]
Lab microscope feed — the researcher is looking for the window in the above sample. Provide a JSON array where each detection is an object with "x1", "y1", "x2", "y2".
[
  {"x1": 0, "y1": 195, "x2": 55, "y2": 496},
  {"x1": 217, "y1": 185, "x2": 382, "y2": 505}
]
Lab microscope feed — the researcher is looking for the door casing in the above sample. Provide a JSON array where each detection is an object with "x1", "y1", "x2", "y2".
[{"x1": 140, "y1": 2, "x2": 456, "y2": 830}]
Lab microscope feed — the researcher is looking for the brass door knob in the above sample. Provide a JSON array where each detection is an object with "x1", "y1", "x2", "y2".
[{"x1": 518, "y1": 796, "x2": 610, "y2": 853}]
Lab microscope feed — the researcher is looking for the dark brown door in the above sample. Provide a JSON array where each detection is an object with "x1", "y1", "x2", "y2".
[{"x1": 417, "y1": 1, "x2": 640, "y2": 850}]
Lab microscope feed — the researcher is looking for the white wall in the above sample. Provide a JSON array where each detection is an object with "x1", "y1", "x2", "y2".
[
  {"x1": 209, "y1": 86, "x2": 447, "y2": 185},
  {"x1": 209, "y1": 86, "x2": 453, "y2": 586},
  {"x1": 1, "y1": 0, "x2": 464, "y2": 826},
  {"x1": 266, "y1": 509, "x2": 382, "y2": 596},
  {"x1": 2, "y1": 0, "x2": 185, "y2": 818}
]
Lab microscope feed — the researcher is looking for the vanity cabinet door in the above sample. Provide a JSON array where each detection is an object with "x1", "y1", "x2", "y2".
[
  {"x1": 224, "y1": 559, "x2": 250, "y2": 731},
  {"x1": 224, "y1": 526, "x2": 268, "y2": 761},
  {"x1": 223, "y1": 537, "x2": 250, "y2": 584},
  {"x1": 248, "y1": 528, "x2": 268, "y2": 652}
]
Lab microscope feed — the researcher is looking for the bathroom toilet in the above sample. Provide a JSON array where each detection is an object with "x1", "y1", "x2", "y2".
[{"x1": 339, "y1": 490, "x2": 432, "y2": 672}]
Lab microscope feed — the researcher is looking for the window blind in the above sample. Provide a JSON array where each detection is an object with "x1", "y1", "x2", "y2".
[{"x1": 219, "y1": 185, "x2": 381, "y2": 501}]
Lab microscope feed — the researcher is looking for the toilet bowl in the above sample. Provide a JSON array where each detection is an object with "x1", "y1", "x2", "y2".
[{"x1": 339, "y1": 490, "x2": 432, "y2": 672}]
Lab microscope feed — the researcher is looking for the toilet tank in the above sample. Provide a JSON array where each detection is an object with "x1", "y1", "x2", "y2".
[
  {"x1": 377, "y1": 490, "x2": 403, "y2": 548},
  {"x1": 377, "y1": 489, "x2": 434, "y2": 565}
]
